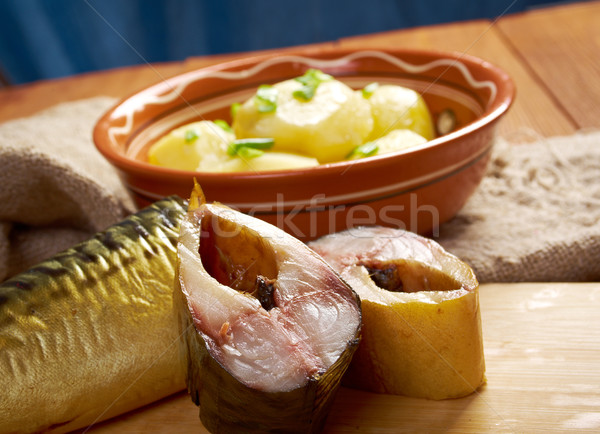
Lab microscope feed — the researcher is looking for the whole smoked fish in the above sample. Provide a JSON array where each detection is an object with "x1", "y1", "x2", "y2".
[{"x1": 0, "y1": 197, "x2": 187, "y2": 433}]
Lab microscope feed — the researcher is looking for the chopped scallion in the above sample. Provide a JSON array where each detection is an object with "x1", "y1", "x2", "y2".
[
  {"x1": 254, "y1": 85, "x2": 278, "y2": 113},
  {"x1": 237, "y1": 146, "x2": 265, "y2": 159},
  {"x1": 214, "y1": 119, "x2": 232, "y2": 133},
  {"x1": 231, "y1": 102, "x2": 241, "y2": 119},
  {"x1": 295, "y1": 69, "x2": 332, "y2": 86},
  {"x1": 293, "y1": 69, "x2": 332, "y2": 102},
  {"x1": 227, "y1": 138, "x2": 275, "y2": 157},
  {"x1": 362, "y1": 82, "x2": 379, "y2": 98},
  {"x1": 184, "y1": 129, "x2": 198, "y2": 143},
  {"x1": 347, "y1": 142, "x2": 379, "y2": 160},
  {"x1": 293, "y1": 86, "x2": 316, "y2": 101}
]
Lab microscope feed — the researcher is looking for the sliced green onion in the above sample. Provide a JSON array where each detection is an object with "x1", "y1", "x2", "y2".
[
  {"x1": 347, "y1": 142, "x2": 379, "y2": 160},
  {"x1": 214, "y1": 119, "x2": 232, "y2": 133},
  {"x1": 231, "y1": 102, "x2": 241, "y2": 119},
  {"x1": 227, "y1": 138, "x2": 275, "y2": 157},
  {"x1": 254, "y1": 85, "x2": 278, "y2": 113},
  {"x1": 295, "y1": 69, "x2": 332, "y2": 86},
  {"x1": 293, "y1": 86, "x2": 316, "y2": 101},
  {"x1": 293, "y1": 69, "x2": 332, "y2": 102},
  {"x1": 237, "y1": 146, "x2": 265, "y2": 159},
  {"x1": 184, "y1": 129, "x2": 198, "y2": 143},
  {"x1": 362, "y1": 82, "x2": 379, "y2": 98}
]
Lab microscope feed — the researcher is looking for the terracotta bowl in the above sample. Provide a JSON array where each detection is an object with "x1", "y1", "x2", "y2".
[{"x1": 93, "y1": 48, "x2": 514, "y2": 241}]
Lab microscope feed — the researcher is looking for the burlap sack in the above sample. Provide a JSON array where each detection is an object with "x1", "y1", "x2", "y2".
[
  {"x1": 0, "y1": 97, "x2": 135, "y2": 281},
  {"x1": 436, "y1": 129, "x2": 600, "y2": 282}
]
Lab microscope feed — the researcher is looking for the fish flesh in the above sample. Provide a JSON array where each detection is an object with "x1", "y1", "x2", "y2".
[
  {"x1": 176, "y1": 187, "x2": 361, "y2": 433},
  {"x1": 309, "y1": 226, "x2": 485, "y2": 400},
  {"x1": 0, "y1": 196, "x2": 187, "y2": 433}
]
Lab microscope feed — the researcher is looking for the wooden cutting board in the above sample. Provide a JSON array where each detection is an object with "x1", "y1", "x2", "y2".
[{"x1": 81, "y1": 282, "x2": 600, "y2": 433}]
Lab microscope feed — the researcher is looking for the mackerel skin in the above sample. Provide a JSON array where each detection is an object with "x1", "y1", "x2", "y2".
[
  {"x1": 0, "y1": 196, "x2": 187, "y2": 433},
  {"x1": 180, "y1": 315, "x2": 356, "y2": 434}
]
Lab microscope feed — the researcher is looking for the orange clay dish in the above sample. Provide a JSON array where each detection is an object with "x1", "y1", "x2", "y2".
[{"x1": 147, "y1": 69, "x2": 440, "y2": 173}]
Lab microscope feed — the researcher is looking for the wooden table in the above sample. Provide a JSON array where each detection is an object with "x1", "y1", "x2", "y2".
[
  {"x1": 2, "y1": 2, "x2": 599, "y2": 432},
  {"x1": 80, "y1": 283, "x2": 600, "y2": 433}
]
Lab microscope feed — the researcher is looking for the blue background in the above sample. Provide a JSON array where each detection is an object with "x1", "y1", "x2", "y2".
[{"x1": 0, "y1": 0, "x2": 576, "y2": 85}]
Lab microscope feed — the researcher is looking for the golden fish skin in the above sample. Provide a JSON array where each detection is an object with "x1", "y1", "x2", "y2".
[
  {"x1": 176, "y1": 195, "x2": 361, "y2": 433},
  {"x1": 0, "y1": 196, "x2": 187, "y2": 433},
  {"x1": 309, "y1": 226, "x2": 485, "y2": 400}
]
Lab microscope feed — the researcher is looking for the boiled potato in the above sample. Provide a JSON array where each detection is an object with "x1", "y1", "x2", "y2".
[
  {"x1": 210, "y1": 152, "x2": 319, "y2": 173},
  {"x1": 147, "y1": 121, "x2": 233, "y2": 171},
  {"x1": 148, "y1": 76, "x2": 437, "y2": 171},
  {"x1": 366, "y1": 84, "x2": 435, "y2": 141},
  {"x1": 233, "y1": 78, "x2": 373, "y2": 163}
]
